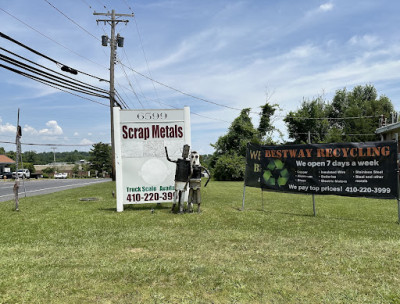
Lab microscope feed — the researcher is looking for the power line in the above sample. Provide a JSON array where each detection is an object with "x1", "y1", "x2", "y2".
[
  {"x1": 117, "y1": 58, "x2": 144, "y2": 108},
  {"x1": 118, "y1": 61, "x2": 252, "y2": 113},
  {"x1": 0, "y1": 31, "x2": 108, "y2": 82},
  {"x1": 0, "y1": 63, "x2": 109, "y2": 107},
  {"x1": 43, "y1": 0, "x2": 100, "y2": 41},
  {"x1": 0, "y1": 59, "x2": 108, "y2": 98},
  {"x1": 0, "y1": 9, "x2": 108, "y2": 71},
  {"x1": 0, "y1": 140, "x2": 101, "y2": 147},
  {"x1": 132, "y1": 15, "x2": 162, "y2": 104},
  {"x1": 0, "y1": 53, "x2": 108, "y2": 96},
  {"x1": 0, "y1": 47, "x2": 108, "y2": 93},
  {"x1": 281, "y1": 114, "x2": 379, "y2": 120}
]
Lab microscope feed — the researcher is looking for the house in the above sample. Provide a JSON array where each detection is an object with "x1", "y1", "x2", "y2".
[{"x1": 0, "y1": 155, "x2": 15, "y2": 177}]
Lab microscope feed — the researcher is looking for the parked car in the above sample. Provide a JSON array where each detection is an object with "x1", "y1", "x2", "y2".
[
  {"x1": 54, "y1": 172, "x2": 68, "y2": 179},
  {"x1": 12, "y1": 169, "x2": 30, "y2": 179},
  {"x1": 2, "y1": 171, "x2": 13, "y2": 179}
]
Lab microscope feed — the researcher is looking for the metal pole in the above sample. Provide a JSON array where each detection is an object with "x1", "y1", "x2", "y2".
[
  {"x1": 109, "y1": 9, "x2": 117, "y2": 181},
  {"x1": 94, "y1": 10, "x2": 133, "y2": 182},
  {"x1": 14, "y1": 109, "x2": 20, "y2": 211},
  {"x1": 396, "y1": 133, "x2": 400, "y2": 224},
  {"x1": 261, "y1": 188, "x2": 264, "y2": 211},
  {"x1": 241, "y1": 184, "x2": 246, "y2": 210},
  {"x1": 308, "y1": 131, "x2": 316, "y2": 216}
]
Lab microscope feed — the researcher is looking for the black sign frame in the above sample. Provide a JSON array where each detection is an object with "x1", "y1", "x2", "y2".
[{"x1": 245, "y1": 141, "x2": 398, "y2": 199}]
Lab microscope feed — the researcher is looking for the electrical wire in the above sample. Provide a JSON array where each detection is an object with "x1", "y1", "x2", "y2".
[
  {"x1": 132, "y1": 15, "x2": 162, "y2": 104},
  {"x1": 0, "y1": 58, "x2": 109, "y2": 98},
  {"x1": 0, "y1": 53, "x2": 108, "y2": 96},
  {"x1": 0, "y1": 31, "x2": 108, "y2": 82},
  {"x1": 0, "y1": 9, "x2": 108, "y2": 71},
  {"x1": 118, "y1": 62, "x2": 253, "y2": 113},
  {"x1": 43, "y1": 0, "x2": 100, "y2": 41},
  {"x1": 1, "y1": 63, "x2": 109, "y2": 106},
  {"x1": 0, "y1": 140, "x2": 101, "y2": 147},
  {"x1": 0, "y1": 47, "x2": 108, "y2": 93},
  {"x1": 117, "y1": 58, "x2": 144, "y2": 108}
]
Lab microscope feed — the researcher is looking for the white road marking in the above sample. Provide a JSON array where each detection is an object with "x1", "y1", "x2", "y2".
[{"x1": 0, "y1": 180, "x2": 107, "y2": 199}]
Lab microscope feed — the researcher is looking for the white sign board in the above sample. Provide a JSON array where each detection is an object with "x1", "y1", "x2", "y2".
[{"x1": 114, "y1": 107, "x2": 191, "y2": 212}]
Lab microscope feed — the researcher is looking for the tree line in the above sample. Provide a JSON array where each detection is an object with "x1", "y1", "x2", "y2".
[
  {"x1": 205, "y1": 84, "x2": 394, "y2": 181},
  {"x1": 0, "y1": 143, "x2": 111, "y2": 175},
  {"x1": 1, "y1": 85, "x2": 394, "y2": 181}
]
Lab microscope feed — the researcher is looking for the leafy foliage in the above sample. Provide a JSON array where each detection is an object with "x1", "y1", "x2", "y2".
[
  {"x1": 213, "y1": 152, "x2": 245, "y2": 181},
  {"x1": 285, "y1": 85, "x2": 394, "y2": 143},
  {"x1": 89, "y1": 142, "x2": 112, "y2": 174}
]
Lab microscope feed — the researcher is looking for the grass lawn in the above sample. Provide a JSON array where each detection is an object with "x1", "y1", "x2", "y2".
[{"x1": 1, "y1": 181, "x2": 400, "y2": 303}]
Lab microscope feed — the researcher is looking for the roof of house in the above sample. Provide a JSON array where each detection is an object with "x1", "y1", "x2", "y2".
[
  {"x1": 375, "y1": 122, "x2": 400, "y2": 135},
  {"x1": 0, "y1": 155, "x2": 16, "y2": 164}
]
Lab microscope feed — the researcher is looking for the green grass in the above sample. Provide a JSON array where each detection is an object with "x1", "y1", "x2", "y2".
[{"x1": 1, "y1": 181, "x2": 400, "y2": 303}]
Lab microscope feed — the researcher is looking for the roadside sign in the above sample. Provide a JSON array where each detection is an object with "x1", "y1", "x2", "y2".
[{"x1": 113, "y1": 107, "x2": 191, "y2": 211}]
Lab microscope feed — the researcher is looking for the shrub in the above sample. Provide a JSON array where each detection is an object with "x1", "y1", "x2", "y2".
[{"x1": 213, "y1": 153, "x2": 245, "y2": 181}]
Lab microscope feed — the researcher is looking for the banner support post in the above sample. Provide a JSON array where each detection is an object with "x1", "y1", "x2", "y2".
[
  {"x1": 308, "y1": 131, "x2": 316, "y2": 216},
  {"x1": 396, "y1": 133, "x2": 400, "y2": 224},
  {"x1": 241, "y1": 143, "x2": 251, "y2": 211},
  {"x1": 241, "y1": 185, "x2": 246, "y2": 211},
  {"x1": 261, "y1": 189, "x2": 264, "y2": 211}
]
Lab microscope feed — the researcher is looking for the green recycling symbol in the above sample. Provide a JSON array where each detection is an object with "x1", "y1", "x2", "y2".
[{"x1": 263, "y1": 159, "x2": 290, "y2": 187}]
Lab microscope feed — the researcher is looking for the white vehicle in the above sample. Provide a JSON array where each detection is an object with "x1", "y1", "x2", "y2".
[
  {"x1": 54, "y1": 172, "x2": 68, "y2": 179},
  {"x1": 12, "y1": 169, "x2": 30, "y2": 179}
]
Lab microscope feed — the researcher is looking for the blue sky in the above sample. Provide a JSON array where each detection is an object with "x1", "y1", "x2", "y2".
[{"x1": 1, "y1": 0, "x2": 400, "y2": 154}]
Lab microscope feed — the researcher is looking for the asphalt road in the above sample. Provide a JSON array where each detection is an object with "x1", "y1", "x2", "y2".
[{"x1": 0, "y1": 178, "x2": 112, "y2": 202}]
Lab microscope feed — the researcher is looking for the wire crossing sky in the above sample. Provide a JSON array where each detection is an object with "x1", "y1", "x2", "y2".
[{"x1": 1, "y1": 0, "x2": 400, "y2": 153}]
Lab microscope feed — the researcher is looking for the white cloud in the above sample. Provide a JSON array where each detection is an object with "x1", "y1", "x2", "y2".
[
  {"x1": 80, "y1": 138, "x2": 94, "y2": 145},
  {"x1": 348, "y1": 35, "x2": 381, "y2": 48},
  {"x1": 73, "y1": 132, "x2": 79, "y2": 136},
  {"x1": 0, "y1": 117, "x2": 16, "y2": 134},
  {"x1": 319, "y1": 3, "x2": 334, "y2": 12},
  {"x1": 23, "y1": 125, "x2": 39, "y2": 136},
  {"x1": 87, "y1": 132, "x2": 92, "y2": 136},
  {"x1": 39, "y1": 120, "x2": 63, "y2": 136}
]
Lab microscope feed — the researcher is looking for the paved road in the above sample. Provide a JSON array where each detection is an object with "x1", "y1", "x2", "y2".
[{"x1": 0, "y1": 178, "x2": 112, "y2": 202}]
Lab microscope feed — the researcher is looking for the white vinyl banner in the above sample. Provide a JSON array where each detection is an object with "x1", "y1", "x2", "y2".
[{"x1": 114, "y1": 107, "x2": 191, "y2": 212}]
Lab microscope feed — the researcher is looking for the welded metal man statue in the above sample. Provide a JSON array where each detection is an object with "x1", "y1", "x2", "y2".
[
  {"x1": 187, "y1": 151, "x2": 211, "y2": 213},
  {"x1": 165, "y1": 144, "x2": 192, "y2": 213}
]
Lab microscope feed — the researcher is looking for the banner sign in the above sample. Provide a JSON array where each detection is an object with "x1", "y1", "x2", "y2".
[
  {"x1": 245, "y1": 141, "x2": 398, "y2": 199},
  {"x1": 114, "y1": 107, "x2": 191, "y2": 211}
]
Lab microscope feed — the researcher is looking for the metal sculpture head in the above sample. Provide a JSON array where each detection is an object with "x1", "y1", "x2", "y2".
[
  {"x1": 182, "y1": 144, "x2": 190, "y2": 159},
  {"x1": 190, "y1": 151, "x2": 200, "y2": 166}
]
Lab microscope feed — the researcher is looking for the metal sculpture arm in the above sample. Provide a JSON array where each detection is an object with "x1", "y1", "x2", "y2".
[
  {"x1": 165, "y1": 146, "x2": 176, "y2": 163},
  {"x1": 201, "y1": 166, "x2": 211, "y2": 187}
]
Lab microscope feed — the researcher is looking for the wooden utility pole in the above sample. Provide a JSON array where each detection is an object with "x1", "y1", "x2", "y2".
[
  {"x1": 14, "y1": 109, "x2": 22, "y2": 211},
  {"x1": 94, "y1": 10, "x2": 134, "y2": 181}
]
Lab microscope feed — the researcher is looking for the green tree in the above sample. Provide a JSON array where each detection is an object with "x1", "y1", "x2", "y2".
[
  {"x1": 210, "y1": 108, "x2": 260, "y2": 181},
  {"x1": 258, "y1": 102, "x2": 281, "y2": 144},
  {"x1": 284, "y1": 96, "x2": 329, "y2": 143},
  {"x1": 284, "y1": 84, "x2": 394, "y2": 143},
  {"x1": 23, "y1": 151, "x2": 37, "y2": 164},
  {"x1": 213, "y1": 153, "x2": 245, "y2": 181},
  {"x1": 89, "y1": 142, "x2": 111, "y2": 174},
  {"x1": 0, "y1": 147, "x2": 5, "y2": 154}
]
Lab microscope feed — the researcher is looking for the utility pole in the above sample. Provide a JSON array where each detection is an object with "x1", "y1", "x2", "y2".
[
  {"x1": 14, "y1": 109, "x2": 22, "y2": 211},
  {"x1": 51, "y1": 146, "x2": 57, "y2": 163},
  {"x1": 94, "y1": 9, "x2": 133, "y2": 181}
]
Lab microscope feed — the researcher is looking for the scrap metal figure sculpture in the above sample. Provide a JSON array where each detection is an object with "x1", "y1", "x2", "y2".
[
  {"x1": 165, "y1": 144, "x2": 192, "y2": 213},
  {"x1": 187, "y1": 151, "x2": 211, "y2": 213}
]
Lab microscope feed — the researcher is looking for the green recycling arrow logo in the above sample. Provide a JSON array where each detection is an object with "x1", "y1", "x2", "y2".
[{"x1": 263, "y1": 159, "x2": 290, "y2": 187}]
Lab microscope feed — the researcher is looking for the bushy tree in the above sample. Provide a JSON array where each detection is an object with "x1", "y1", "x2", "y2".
[
  {"x1": 213, "y1": 153, "x2": 245, "y2": 181},
  {"x1": 284, "y1": 96, "x2": 329, "y2": 143},
  {"x1": 89, "y1": 142, "x2": 111, "y2": 173},
  {"x1": 285, "y1": 85, "x2": 394, "y2": 143}
]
